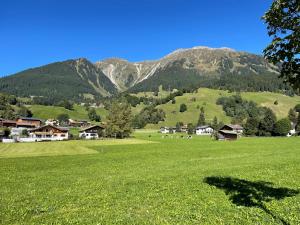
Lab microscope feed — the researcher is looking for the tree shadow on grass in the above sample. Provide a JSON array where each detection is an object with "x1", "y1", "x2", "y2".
[{"x1": 203, "y1": 176, "x2": 299, "y2": 225}]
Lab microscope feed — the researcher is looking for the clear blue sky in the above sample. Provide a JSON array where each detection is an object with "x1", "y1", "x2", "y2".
[{"x1": 0, "y1": 0, "x2": 273, "y2": 76}]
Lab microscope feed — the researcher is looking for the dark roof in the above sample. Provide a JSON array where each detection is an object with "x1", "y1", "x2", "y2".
[
  {"x1": 196, "y1": 125, "x2": 212, "y2": 129},
  {"x1": 30, "y1": 124, "x2": 69, "y2": 132},
  {"x1": 223, "y1": 124, "x2": 243, "y2": 130},
  {"x1": 18, "y1": 117, "x2": 42, "y2": 122},
  {"x1": 219, "y1": 130, "x2": 238, "y2": 135},
  {"x1": 80, "y1": 125, "x2": 105, "y2": 132}
]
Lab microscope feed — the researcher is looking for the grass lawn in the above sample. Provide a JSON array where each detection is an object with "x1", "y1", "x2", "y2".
[{"x1": 0, "y1": 133, "x2": 300, "y2": 224}]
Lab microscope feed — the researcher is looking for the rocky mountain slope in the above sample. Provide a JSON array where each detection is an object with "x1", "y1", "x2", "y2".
[{"x1": 0, "y1": 46, "x2": 285, "y2": 100}]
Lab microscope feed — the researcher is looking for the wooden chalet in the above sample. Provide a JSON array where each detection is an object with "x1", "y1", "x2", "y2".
[
  {"x1": 0, "y1": 118, "x2": 17, "y2": 127},
  {"x1": 220, "y1": 124, "x2": 243, "y2": 135},
  {"x1": 16, "y1": 117, "x2": 42, "y2": 128},
  {"x1": 217, "y1": 130, "x2": 238, "y2": 141},
  {"x1": 29, "y1": 125, "x2": 69, "y2": 141},
  {"x1": 79, "y1": 125, "x2": 105, "y2": 139}
]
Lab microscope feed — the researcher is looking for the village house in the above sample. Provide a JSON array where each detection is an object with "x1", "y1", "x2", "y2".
[
  {"x1": 79, "y1": 125, "x2": 105, "y2": 139},
  {"x1": 0, "y1": 118, "x2": 17, "y2": 127},
  {"x1": 16, "y1": 117, "x2": 42, "y2": 128},
  {"x1": 220, "y1": 124, "x2": 243, "y2": 135},
  {"x1": 180, "y1": 124, "x2": 188, "y2": 133},
  {"x1": 160, "y1": 127, "x2": 176, "y2": 134},
  {"x1": 68, "y1": 119, "x2": 90, "y2": 128},
  {"x1": 45, "y1": 119, "x2": 59, "y2": 126},
  {"x1": 217, "y1": 130, "x2": 238, "y2": 141},
  {"x1": 29, "y1": 125, "x2": 69, "y2": 141},
  {"x1": 196, "y1": 125, "x2": 214, "y2": 135},
  {"x1": 287, "y1": 122, "x2": 297, "y2": 137}
]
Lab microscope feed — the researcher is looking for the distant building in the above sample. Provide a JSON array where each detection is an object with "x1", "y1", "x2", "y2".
[
  {"x1": 180, "y1": 124, "x2": 188, "y2": 133},
  {"x1": 220, "y1": 124, "x2": 243, "y2": 135},
  {"x1": 45, "y1": 119, "x2": 59, "y2": 126},
  {"x1": 196, "y1": 125, "x2": 214, "y2": 135},
  {"x1": 29, "y1": 125, "x2": 69, "y2": 141},
  {"x1": 68, "y1": 119, "x2": 90, "y2": 127},
  {"x1": 217, "y1": 130, "x2": 238, "y2": 141},
  {"x1": 0, "y1": 118, "x2": 17, "y2": 127},
  {"x1": 79, "y1": 125, "x2": 105, "y2": 139},
  {"x1": 287, "y1": 122, "x2": 297, "y2": 137},
  {"x1": 160, "y1": 127, "x2": 170, "y2": 134},
  {"x1": 16, "y1": 117, "x2": 42, "y2": 128}
]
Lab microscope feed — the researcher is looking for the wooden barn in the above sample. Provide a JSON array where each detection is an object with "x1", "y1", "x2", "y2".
[{"x1": 217, "y1": 130, "x2": 238, "y2": 141}]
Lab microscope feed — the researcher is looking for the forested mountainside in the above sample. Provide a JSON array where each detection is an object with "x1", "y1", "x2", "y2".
[
  {"x1": 0, "y1": 58, "x2": 117, "y2": 102},
  {"x1": 0, "y1": 46, "x2": 294, "y2": 101}
]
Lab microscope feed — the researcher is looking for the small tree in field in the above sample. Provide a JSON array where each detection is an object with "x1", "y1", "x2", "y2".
[
  {"x1": 187, "y1": 123, "x2": 195, "y2": 135},
  {"x1": 179, "y1": 104, "x2": 187, "y2": 113}
]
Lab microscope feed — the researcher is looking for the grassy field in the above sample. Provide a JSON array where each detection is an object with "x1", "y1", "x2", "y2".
[
  {"x1": 145, "y1": 88, "x2": 300, "y2": 128},
  {"x1": 0, "y1": 133, "x2": 300, "y2": 224}
]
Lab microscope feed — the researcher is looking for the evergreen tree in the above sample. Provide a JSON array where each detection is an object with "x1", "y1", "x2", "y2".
[
  {"x1": 179, "y1": 103, "x2": 187, "y2": 113},
  {"x1": 57, "y1": 113, "x2": 70, "y2": 125},
  {"x1": 258, "y1": 108, "x2": 277, "y2": 136},
  {"x1": 88, "y1": 108, "x2": 101, "y2": 122},
  {"x1": 244, "y1": 117, "x2": 260, "y2": 136},
  {"x1": 197, "y1": 107, "x2": 206, "y2": 126},
  {"x1": 274, "y1": 118, "x2": 291, "y2": 136},
  {"x1": 17, "y1": 106, "x2": 33, "y2": 117},
  {"x1": 106, "y1": 100, "x2": 133, "y2": 138},
  {"x1": 288, "y1": 108, "x2": 298, "y2": 124},
  {"x1": 211, "y1": 116, "x2": 218, "y2": 130},
  {"x1": 187, "y1": 123, "x2": 195, "y2": 135}
]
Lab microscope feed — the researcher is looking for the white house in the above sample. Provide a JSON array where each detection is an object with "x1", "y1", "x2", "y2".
[
  {"x1": 29, "y1": 125, "x2": 69, "y2": 141},
  {"x1": 79, "y1": 125, "x2": 105, "y2": 139},
  {"x1": 45, "y1": 119, "x2": 59, "y2": 126},
  {"x1": 196, "y1": 125, "x2": 214, "y2": 135},
  {"x1": 160, "y1": 127, "x2": 170, "y2": 134},
  {"x1": 287, "y1": 122, "x2": 297, "y2": 137}
]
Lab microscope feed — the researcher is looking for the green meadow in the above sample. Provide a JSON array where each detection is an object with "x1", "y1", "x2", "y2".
[{"x1": 1, "y1": 132, "x2": 300, "y2": 224}]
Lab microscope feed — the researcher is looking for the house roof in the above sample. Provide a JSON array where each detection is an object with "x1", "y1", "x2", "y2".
[
  {"x1": 219, "y1": 130, "x2": 238, "y2": 135},
  {"x1": 80, "y1": 124, "x2": 105, "y2": 132},
  {"x1": 30, "y1": 124, "x2": 69, "y2": 132},
  {"x1": 196, "y1": 125, "x2": 212, "y2": 129},
  {"x1": 223, "y1": 124, "x2": 243, "y2": 130},
  {"x1": 18, "y1": 117, "x2": 42, "y2": 122}
]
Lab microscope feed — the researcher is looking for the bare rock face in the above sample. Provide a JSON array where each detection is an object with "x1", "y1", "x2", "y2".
[{"x1": 95, "y1": 46, "x2": 279, "y2": 92}]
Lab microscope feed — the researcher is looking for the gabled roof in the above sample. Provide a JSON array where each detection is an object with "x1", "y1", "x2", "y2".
[
  {"x1": 30, "y1": 124, "x2": 69, "y2": 132},
  {"x1": 223, "y1": 124, "x2": 243, "y2": 130},
  {"x1": 219, "y1": 130, "x2": 238, "y2": 135},
  {"x1": 196, "y1": 125, "x2": 212, "y2": 129},
  {"x1": 80, "y1": 125, "x2": 105, "y2": 132}
]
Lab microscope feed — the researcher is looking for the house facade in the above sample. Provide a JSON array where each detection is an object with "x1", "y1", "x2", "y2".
[
  {"x1": 217, "y1": 130, "x2": 238, "y2": 141},
  {"x1": 160, "y1": 127, "x2": 176, "y2": 134},
  {"x1": 196, "y1": 125, "x2": 214, "y2": 135},
  {"x1": 220, "y1": 124, "x2": 243, "y2": 135},
  {"x1": 29, "y1": 125, "x2": 69, "y2": 141},
  {"x1": 79, "y1": 125, "x2": 105, "y2": 139}
]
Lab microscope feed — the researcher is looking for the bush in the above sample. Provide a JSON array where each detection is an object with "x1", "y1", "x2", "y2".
[
  {"x1": 179, "y1": 104, "x2": 187, "y2": 113},
  {"x1": 273, "y1": 118, "x2": 291, "y2": 136}
]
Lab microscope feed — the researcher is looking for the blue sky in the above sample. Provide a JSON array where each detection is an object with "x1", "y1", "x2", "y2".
[{"x1": 0, "y1": 0, "x2": 273, "y2": 76}]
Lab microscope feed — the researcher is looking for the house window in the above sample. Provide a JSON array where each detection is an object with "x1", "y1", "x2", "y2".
[{"x1": 61, "y1": 134, "x2": 65, "y2": 137}]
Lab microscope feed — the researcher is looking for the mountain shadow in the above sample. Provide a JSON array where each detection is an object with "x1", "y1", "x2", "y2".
[{"x1": 203, "y1": 176, "x2": 299, "y2": 225}]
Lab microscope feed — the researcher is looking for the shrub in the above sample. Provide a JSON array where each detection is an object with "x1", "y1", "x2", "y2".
[
  {"x1": 179, "y1": 104, "x2": 187, "y2": 113},
  {"x1": 273, "y1": 118, "x2": 291, "y2": 136}
]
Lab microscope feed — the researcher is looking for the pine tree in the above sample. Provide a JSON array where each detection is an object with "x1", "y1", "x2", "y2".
[
  {"x1": 258, "y1": 108, "x2": 277, "y2": 136},
  {"x1": 197, "y1": 107, "x2": 206, "y2": 126},
  {"x1": 288, "y1": 108, "x2": 297, "y2": 124},
  {"x1": 212, "y1": 116, "x2": 218, "y2": 130}
]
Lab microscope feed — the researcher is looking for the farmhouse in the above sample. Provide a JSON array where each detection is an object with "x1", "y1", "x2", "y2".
[
  {"x1": 16, "y1": 117, "x2": 42, "y2": 128},
  {"x1": 0, "y1": 118, "x2": 17, "y2": 127},
  {"x1": 196, "y1": 125, "x2": 214, "y2": 135},
  {"x1": 69, "y1": 119, "x2": 90, "y2": 127},
  {"x1": 221, "y1": 124, "x2": 243, "y2": 135},
  {"x1": 29, "y1": 125, "x2": 69, "y2": 141},
  {"x1": 79, "y1": 125, "x2": 105, "y2": 139},
  {"x1": 45, "y1": 119, "x2": 59, "y2": 126},
  {"x1": 160, "y1": 127, "x2": 176, "y2": 134},
  {"x1": 217, "y1": 130, "x2": 238, "y2": 141}
]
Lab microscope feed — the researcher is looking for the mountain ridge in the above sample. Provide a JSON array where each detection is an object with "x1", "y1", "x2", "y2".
[{"x1": 0, "y1": 46, "x2": 288, "y2": 101}]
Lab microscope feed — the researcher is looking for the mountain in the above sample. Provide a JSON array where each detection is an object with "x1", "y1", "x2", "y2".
[
  {"x1": 96, "y1": 46, "x2": 283, "y2": 93},
  {"x1": 0, "y1": 58, "x2": 118, "y2": 101},
  {"x1": 0, "y1": 46, "x2": 289, "y2": 100}
]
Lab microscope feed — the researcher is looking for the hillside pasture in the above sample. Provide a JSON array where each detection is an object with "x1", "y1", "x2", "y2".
[{"x1": 0, "y1": 133, "x2": 300, "y2": 224}]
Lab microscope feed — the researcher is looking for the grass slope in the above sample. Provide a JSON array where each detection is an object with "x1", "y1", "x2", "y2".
[
  {"x1": 28, "y1": 104, "x2": 108, "y2": 121},
  {"x1": 0, "y1": 133, "x2": 300, "y2": 224},
  {"x1": 144, "y1": 88, "x2": 300, "y2": 128}
]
